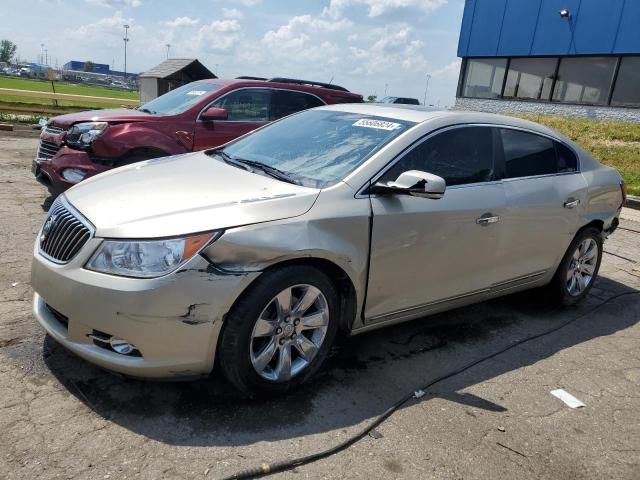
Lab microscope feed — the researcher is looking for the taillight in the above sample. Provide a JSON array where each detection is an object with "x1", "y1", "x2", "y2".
[{"x1": 621, "y1": 182, "x2": 627, "y2": 207}]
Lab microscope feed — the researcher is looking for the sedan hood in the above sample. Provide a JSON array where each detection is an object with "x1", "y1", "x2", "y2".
[
  {"x1": 49, "y1": 109, "x2": 154, "y2": 128},
  {"x1": 64, "y1": 152, "x2": 320, "y2": 238}
]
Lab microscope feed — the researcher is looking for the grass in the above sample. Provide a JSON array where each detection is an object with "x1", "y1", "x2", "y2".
[
  {"x1": 0, "y1": 77, "x2": 138, "y2": 109},
  {"x1": 512, "y1": 114, "x2": 640, "y2": 196}
]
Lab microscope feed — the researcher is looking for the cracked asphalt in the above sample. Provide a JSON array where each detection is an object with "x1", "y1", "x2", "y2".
[{"x1": 1, "y1": 130, "x2": 639, "y2": 479}]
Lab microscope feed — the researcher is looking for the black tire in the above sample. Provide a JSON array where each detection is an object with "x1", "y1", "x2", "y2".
[
  {"x1": 218, "y1": 266, "x2": 339, "y2": 396},
  {"x1": 547, "y1": 226, "x2": 603, "y2": 306},
  {"x1": 114, "y1": 148, "x2": 167, "y2": 168}
]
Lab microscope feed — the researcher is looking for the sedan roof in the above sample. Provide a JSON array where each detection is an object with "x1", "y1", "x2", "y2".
[{"x1": 316, "y1": 103, "x2": 565, "y2": 141}]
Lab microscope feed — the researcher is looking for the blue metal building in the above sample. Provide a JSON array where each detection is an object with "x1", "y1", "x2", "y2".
[
  {"x1": 62, "y1": 60, "x2": 137, "y2": 78},
  {"x1": 456, "y1": 0, "x2": 640, "y2": 120}
]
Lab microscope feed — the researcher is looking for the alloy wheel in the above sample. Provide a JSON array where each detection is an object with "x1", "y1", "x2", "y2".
[
  {"x1": 249, "y1": 284, "x2": 330, "y2": 382},
  {"x1": 566, "y1": 237, "x2": 598, "y2": 296}
]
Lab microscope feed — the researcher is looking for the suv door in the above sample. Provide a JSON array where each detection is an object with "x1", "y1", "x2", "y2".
[
  {"x1": 496, "y1": 127, "x2": 586, "y2": 283},
  {"x1": 193, "y1": 88, "x2": 271, "y2": 150},
  {"x1": 365, "y1": 126, "x2": 507, "y2": 323},
  {"x1": 271, "y1": 89, "x2": 325, "y2": 120}
]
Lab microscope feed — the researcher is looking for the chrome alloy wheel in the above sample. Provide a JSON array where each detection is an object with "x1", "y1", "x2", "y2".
[
  {"x1": 250, "y1": 284, "x2": 330, "y2": 382},
  {"x1": 566, "y1": 238, "x2": 598, "y2": 296}
]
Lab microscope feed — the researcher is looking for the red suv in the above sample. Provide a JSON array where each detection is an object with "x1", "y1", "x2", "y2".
[{"x1": 32, "y1": 77, "x2": 363, "y2": 194}]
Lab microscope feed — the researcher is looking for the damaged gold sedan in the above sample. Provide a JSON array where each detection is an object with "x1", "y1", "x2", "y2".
[{"x1": 32, "y1": 104, "x2": 624, "y2": 395}]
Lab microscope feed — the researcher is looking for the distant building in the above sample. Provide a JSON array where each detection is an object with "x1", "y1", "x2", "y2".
[
  {"x1": 138, "y1": 59, "x2": 216, "y2": 103},
  {"x1": 455, "y1": 0, "x2": 640, "y2": 121},
  {"x1": 62, "y1": 60, "x2": 138, "y2": 79}
]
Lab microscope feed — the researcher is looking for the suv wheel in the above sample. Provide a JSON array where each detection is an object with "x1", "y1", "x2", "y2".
[
  {"x1": 548, "y1": 227, "x2": 603, "y2": 306},
  {"x1": 218, "y1": 266, "x2": 339, "y2": 396}
]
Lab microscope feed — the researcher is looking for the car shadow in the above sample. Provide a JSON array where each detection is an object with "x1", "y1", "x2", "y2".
[{"x1": 42, "y1": 277, "x2": 639, "y2": 447}]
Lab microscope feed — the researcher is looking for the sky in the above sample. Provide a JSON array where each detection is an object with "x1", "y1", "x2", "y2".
[{"x1": 2, "y1": 0, "x2": 466, "y2": 106}]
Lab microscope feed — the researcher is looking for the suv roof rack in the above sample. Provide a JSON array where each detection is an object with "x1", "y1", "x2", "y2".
[
  {"x1": 267, "y1": 77, "x2": 349, "y2": 92},
  {"x1": 235, "y1": 76, "x2": 268, "y2": 80}
]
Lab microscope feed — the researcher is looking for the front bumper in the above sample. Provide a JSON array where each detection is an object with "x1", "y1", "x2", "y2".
[
  {"x1": 34, "y1": 146, "x2": 110, "y2": 195},
  {"x1": 31, "y1": 238, "x2": 259, "y2": 379}
]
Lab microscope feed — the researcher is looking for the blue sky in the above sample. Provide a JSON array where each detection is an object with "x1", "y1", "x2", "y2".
[{"x1": 2, "y1": 0, "x2": 465, "y2": 106}]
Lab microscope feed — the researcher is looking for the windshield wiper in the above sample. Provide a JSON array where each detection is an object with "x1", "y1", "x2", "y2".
[
  {"x1": 211, "y1": 149, "x2": 252, "y2": 171},
  {"x1": 235, "y1": 159, "x2": 299, "y2": 185},
  {"x1": 138, "y1": 107, "x2": 155, "y2": 114}
]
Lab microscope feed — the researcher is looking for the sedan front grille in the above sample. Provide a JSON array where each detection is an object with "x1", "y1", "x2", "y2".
[
  {"x1": 37, "y1": 140, "x2": 61, "y2": 160},
  {"x1": 39, "y1": 201, "x2": 92, "y2": 263}
]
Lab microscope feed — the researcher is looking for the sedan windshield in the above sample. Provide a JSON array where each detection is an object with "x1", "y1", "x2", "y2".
[
  {"x1": 217, "y1": 110, "x2": 414, "y2": 188},
  {"x1": 138, "y1": 81, "x2": 221, "y2": 115}
]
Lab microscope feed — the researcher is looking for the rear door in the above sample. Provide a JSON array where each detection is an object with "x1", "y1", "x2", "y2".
[
  {"x1": 496, "y1": 127, "x2": 587, "y2": 283},
  {"x1": 193, "y1": 88, "x2": 272, "y2": 150},
  {"x1": 271, "y1": 89, "x2": 325, "y2": 120},
  {"x1": 365, "y1": 126, "x2": 507, "y2": 323}
]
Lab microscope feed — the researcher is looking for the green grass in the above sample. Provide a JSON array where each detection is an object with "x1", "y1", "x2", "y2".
[
  {"x1": 511, "y1": 114, "x2": 640, "y2": 196},
  {"x1": 0, "y1": 77, "x2": 138, "y2": 109}
]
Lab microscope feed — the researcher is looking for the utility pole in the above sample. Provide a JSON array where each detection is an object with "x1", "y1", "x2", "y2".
[
  {"x1": 40, "y1": 43, "x2": 44, "y2": 64},
  {"x1": 165, "y1": 44, "x2": 171, "y2": 59},
  {"x1": 423, "y1": 73, "x2": 431, "y2": 106},
  {"x1": 384, "y1": 82, "x2": 388, "y2": 96},
  {"x1": 123, "y1": 24, "x2": 130, "y2": 79},
  {"x1": 44, "y1": 49, "x2": 48, "y2": 65}
]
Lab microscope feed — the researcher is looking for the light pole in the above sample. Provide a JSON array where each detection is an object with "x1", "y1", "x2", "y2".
[
  {"x1": 123, "y1": 24, "x2": 130, "y2": 79},
  {"x1": 44, "y1": 48, "x2": 48, "y2": 65},
  {"x1": 165, "y1": 44, "x2": 171, "y2": 59},
  {"x1": 40, "y1": 43, "x2": 44, "y2": 64},
  {"x1": 423, "y1": 73, "x2": 431, "y2": 106}
]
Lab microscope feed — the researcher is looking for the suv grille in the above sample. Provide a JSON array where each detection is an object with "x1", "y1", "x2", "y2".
[
  {"x1": 44, "y1": 125, "x2": 65, "y2": 135},
  {"x1": 39, "y1": 201, "x2": 92, "y2": 263},
  {"x1": 37, "y1": 140, "x2": 61, "y2": 160}
]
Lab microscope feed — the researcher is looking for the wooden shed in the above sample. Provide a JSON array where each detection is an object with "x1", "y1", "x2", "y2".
[{"x1": 138, "y1": 59, "x2": 216, "y2": 103}]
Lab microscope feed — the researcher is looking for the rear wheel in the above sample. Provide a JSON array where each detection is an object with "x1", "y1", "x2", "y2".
[
  {"x1": 548, "y1": 227, "x2": 603, "y2": 306},
  {"x1": 218, "y1": 266, "x2": 339, "y2": 396}
]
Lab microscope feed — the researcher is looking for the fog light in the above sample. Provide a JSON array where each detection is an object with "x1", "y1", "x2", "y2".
[
  {"x1": 61, "y1": 168, "x2": 87, "y2": 183},
  {"x1": 109, "y1": 338, "x2": 137, "y2": 355}
]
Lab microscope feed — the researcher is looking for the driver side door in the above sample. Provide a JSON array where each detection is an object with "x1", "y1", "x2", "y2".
[
  {"x1": 364, "y1": 126, "x2": 507, "y2": 324},
  {"x1": 193, "y1": 88, "x2": 272, "y2": 150}
]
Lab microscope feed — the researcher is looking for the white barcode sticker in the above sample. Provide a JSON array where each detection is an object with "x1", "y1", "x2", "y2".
[
  {"x1": 353, "y1": 119, "x2": 401, "y2": 131},
  {"x1": 186, "y1": 90, "x2": 207, "y2": 96}
]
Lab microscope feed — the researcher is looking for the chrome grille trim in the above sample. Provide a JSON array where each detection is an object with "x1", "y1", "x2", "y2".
[
  {"x1": 44, "y1": 125, "x2": 65, "y2": 135},
  {"x1": 39, "y1": 198, "x2": 93, "y2": 264},
  {"x1": 37, "y1": 140, "x2": 62, "y2": 160}
]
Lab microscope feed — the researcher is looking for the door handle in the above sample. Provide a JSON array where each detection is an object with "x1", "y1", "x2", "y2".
[
  {"x1": 563, "y1": 199, "x2": 580, "y2": 209},
  {"x1": 476, "y1": 215, "x2": 500, "y2": 226}
]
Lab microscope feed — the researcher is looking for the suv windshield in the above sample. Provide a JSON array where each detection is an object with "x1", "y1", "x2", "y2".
[
  {"x1": 138, "y1": 81, "x2": 221, "y2": 115},
  {"x1": 217, "y1": 110, "x2": 414, "y2": 188}
]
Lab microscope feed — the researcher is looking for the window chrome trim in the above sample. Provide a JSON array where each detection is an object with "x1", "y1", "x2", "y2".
[
  {"x1": 355, "y1": 122, "x2": 581, "y2": 198},
  {"x1": 196, "y1": 87, "x2": 326, "y2": 124}
]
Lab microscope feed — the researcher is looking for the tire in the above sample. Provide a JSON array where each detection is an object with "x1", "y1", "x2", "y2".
[
  {"x1": 547, "y1": 227, "x2": 603, "y2": 306},
  {"x1": 114, "y1": 149, "x2": 166, "y2": 168},
  {"x1": 218, "y1": 266, "x2": 339, "y2": 396}
]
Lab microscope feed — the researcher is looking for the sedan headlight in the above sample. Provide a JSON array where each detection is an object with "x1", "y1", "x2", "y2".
[
  {"x1": 86, "y1": 232, "x2": 220, "y2": 278},
  {"x1": 66, "y1": 122, "x2": 108, "y2": 149}
]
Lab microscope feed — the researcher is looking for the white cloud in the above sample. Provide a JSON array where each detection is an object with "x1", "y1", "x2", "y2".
[
  {"x1": 262, "y1": 14, "x2": 352, "y2": 52},
  {"x1": 196, "y1": 19, "x2": 242, "y2": 54},
  {"x1": 324, "y1": 0, "x2": 447, "y2": 18},
  {"x1": 164, "y1": 16, "x2": 200, "y2": 28},
  {"x1": 85, "y1": 0, "x2": 142, "y2": 7},
  {"x1": 222, "y1": 8, "x2": 244, "y2": 20},
  {"x1": 230, "y1": 0, "x2": 260, "y2": 6},
  {"x1": 431, "y1": 59, "x2": 460, "y2": 77},
  {"x1": 65, "y1": 11, "x2": 137, "y2": 45}
]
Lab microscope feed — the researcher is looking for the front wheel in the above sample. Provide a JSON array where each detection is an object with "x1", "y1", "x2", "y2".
[
  {"x1": 548, "y1": 227, "x2": 603, "y2": 306},
  {"x1": 218, "y1": 266, "x2": 339, "y2": 396}
]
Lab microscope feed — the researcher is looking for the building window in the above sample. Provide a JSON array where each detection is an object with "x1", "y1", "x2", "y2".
[
  {"x1": 552, "y1": 57, "x2": 617, "y2": 105},
  {"x1": 503, "y1": 58, "x2": 557, "y2": 101},
  {"x1": 611, "y1": 57, "x2": 640, "y2": 108},
  {"x1": 462, "y1": 58, "x2": 507, "y2": 99}
]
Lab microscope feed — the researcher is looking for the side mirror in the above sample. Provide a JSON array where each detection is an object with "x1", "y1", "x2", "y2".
[
  {"x1": 201, "y1": 107, "x2": 228, "y2": 121},
  {"x1": 372, "y1": 170, "x2": 446, "y2": 199}
]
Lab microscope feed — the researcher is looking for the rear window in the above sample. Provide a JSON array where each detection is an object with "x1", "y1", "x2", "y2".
[{"x1": 501, "y1": 129, "x2": 557, "y2": 178}]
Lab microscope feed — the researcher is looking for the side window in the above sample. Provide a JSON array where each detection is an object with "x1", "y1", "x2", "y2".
[
  {"x1": 210, "y1": 88, "x2": 270, "y2": 121},
  {"x1": 556, "y1": 142, "x2": 578, "y2": 173},
  {"x1": 271, "y1": 90, "x2": 324, "y2": 120},
  {"x1": 500, "y1": 129, "x2": 556, "y2": 178},
  {"x1": 381, "y1": 127, "x2": 495, "y2": 186}
]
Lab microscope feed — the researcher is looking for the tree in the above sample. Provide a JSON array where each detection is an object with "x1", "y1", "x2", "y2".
[
  {"x1": 0, "y1": 40, "x2": 17, "y2": 63},
  {"x1": 366, "y1": 95, "x2": 377, "y2": 102},
  {"x1": 83, "y1": 61, "x2": 96, "y2": 73}
]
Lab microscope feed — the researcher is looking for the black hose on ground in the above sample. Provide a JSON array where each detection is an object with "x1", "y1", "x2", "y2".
[{"x1": 219, "y1": 290, "x2": 640, "y2": 480}]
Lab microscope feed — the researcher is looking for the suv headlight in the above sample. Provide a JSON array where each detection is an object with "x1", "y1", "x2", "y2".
[
  {"x1": 66, "y1": 122, "x2": 108, "y2": 149},
  {"x1": 85, "y1": 232, "x2": 220, "y2": 278}
]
